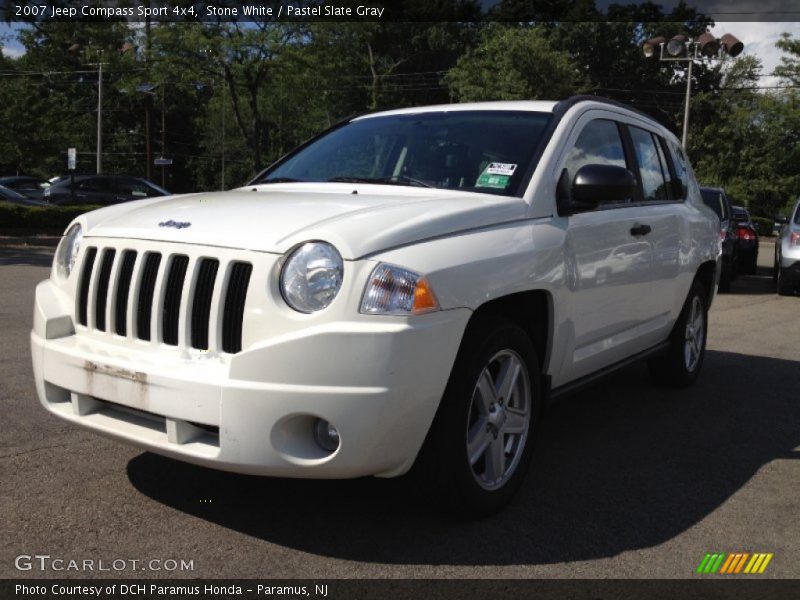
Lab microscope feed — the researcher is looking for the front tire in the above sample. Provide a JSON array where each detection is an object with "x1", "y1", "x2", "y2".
[
  {"x1": 647, "y1": 280, "x2": 708, "y2": 387},
  {"x1": 415, "y1": 316, "x2": 541, "y2": 518}
]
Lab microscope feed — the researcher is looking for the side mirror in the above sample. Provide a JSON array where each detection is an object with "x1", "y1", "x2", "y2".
[
  {"x1": 775, "y1": 214, "x2": 788, "y2": 224},
  {"x1": 557, "y1": 164, "x2": 637, "y2": 216}
]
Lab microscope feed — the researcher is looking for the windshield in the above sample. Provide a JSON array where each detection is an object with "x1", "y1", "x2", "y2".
[
  {"x1": 700, "y1": 189, "x2": 725, "y2": 220},
  {"x1": 253, "y1": 110, "x2": 553, "y2": 197}
]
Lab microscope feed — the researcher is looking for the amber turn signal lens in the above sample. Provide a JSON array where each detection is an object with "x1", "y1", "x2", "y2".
[{"x1": 413, "y1": 277, "x2": 439, "y2": 314}]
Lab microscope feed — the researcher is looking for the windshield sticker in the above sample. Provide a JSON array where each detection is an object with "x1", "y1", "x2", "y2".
[
  {"x1": 485, "y1": 162, "x2": 517, "y2": 176},
  {"x1": 476, "y1": 173, "x2": 510, "y2": 189}
]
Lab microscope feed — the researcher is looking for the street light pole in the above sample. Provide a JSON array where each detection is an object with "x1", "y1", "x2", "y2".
[
  {"x1": 643, "y1": 32, "x2": 743, "y2": 150},
  {"x1": 681, "y1": 53, "x2": 693, "y2": 149}
]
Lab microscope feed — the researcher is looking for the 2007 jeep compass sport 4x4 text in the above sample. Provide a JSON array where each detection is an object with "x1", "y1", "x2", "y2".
[{"x1": 31, "y1": 97, "x2": 720, "y2": 516}]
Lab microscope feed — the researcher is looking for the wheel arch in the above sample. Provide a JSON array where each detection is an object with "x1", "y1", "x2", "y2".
[
  {"x1": 467, "y1": 290, "x2": 552, "y2": 375},
  {"x1": 694, "y1": 260, "x2": 717, "y2": 306}
]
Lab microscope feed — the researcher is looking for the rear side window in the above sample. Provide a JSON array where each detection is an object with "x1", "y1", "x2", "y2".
[
  {"x1": 669, "y1": 141, "x2": 690, "y2": 199},
  {"x1": 629, "y1": 126, "x2": 670, "y2": 201}
]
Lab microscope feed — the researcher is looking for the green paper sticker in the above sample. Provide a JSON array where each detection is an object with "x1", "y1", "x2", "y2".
[{"x1": 476, "y1": 172, "x2": 510, "y2": 189}]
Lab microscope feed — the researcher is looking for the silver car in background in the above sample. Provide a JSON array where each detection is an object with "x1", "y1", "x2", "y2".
[{"x1": 775, "y1": 198, "x2": 800, "y2": 296}]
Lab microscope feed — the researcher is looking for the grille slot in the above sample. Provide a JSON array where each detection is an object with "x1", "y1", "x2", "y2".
[
  {"x1": 190, "y1": 258, "x2": 219, "y2": 350},
  {"x1": 94, "y1": 248, "x2": 116, "y2": 331},
  {"x1": 77, "y1": 247, "x2": 97, "y2": 326},
  {"x1": 222, "y1": 262, "x2": 252, "y2": 354},
  {"x1": 114, "y1": 250, "x2": 137, "y2": 336},
  {"x1": 162, "y1": 255, "x2": 189, "y2": 346},
  {"x1": 136, "y1": 253, "x2": 162, "y2": 341}
]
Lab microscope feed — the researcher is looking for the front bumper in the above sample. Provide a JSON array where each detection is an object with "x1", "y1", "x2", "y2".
[{"x1": 31, "y1": 277, "x2": 471, "y2": 478}]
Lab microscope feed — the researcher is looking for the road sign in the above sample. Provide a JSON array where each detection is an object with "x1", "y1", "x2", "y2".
[
  {"x1": 67, "y1": 148, "x2": 76, "y2": 171},
  {"x1": 154, "y1": 157, "x2": 173, "y2": 166}
]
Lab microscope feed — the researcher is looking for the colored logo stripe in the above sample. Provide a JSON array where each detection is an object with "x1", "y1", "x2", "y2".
[{"x1": 697, "y1": 552, "x2": 773, "y2": 574}]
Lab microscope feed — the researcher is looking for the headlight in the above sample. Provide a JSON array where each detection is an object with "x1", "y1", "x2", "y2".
[
  {"x1": 360, "y1": 263, "x2": 440, "y2": 315},
  {"x1": 54, "y1": 223, "x2": 83, "y2": 280},
  {"x1": 280, "y1": 241, "x2": 343, "y2": 313}
]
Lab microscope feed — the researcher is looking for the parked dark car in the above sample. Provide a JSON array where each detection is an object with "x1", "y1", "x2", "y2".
[
  {"x1": 700, "y1": 186, "x2": 738, "y2": 291},
  {"x1": 0, "y1": 184, "x2": 48, "y2": 206},
  {"x1": 43, "y1": 174, "x2": 169, "y2": 206},
  {"x1": 0, "y1": 175, "x2": 49, "y2": 199},
  {"x1": 731, "y1": 205, "x2": 759, "y2": 274}
]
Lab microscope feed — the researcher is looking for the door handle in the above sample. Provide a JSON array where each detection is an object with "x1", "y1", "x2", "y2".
[{"x1": 630, "y1": 224, "x2": 652, "y2": 236}]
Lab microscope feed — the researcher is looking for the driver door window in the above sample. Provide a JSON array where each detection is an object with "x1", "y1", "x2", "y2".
[{"x1": 563, "y1": 119, "x2": 631, "y2": 205}]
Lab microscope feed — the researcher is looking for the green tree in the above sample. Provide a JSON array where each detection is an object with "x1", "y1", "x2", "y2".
[{"x1": 445, "y1": 25, "x2": 585, "y2": 101}]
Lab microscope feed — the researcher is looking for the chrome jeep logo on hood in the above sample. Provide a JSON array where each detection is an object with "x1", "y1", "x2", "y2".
[{"x1": 158, "y1": 220, "x2": 191, "y2": 229}]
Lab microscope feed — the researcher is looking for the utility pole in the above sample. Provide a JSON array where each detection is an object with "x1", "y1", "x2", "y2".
[
  {"x1": 97, "y1": 61, "x2": 102, "y2": 173},
  {"x1": 145, "y1": 100, "x2": 152, "y2": 180},
  {"x1": 221, "y1": 74, "x2": 226, "y2": 190},
  {"x1": 161, "y1": 81, "x2": 166, "y2": 188},
  {"x1": 85, "y1": 53, "x2": 107, "y2": 173}
]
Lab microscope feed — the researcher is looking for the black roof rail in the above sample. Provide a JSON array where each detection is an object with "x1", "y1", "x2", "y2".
[{"x1": 553, "y1": 94, "x2": 656, "y2": 122}]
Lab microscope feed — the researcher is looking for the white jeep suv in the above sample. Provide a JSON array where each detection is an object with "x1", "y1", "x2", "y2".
[{"x1": 31, "y1": 97, "x2": 720, "y2": 516}]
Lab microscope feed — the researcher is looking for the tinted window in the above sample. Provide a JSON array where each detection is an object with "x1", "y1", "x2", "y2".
[
  {"x1": 668, "y1": 141, "x2": 690, "y2": 199},
  {"x1": 629, "y1": 126, "x2": 670, "y2": 201},
  {"x1": 77, "y1": 178, "x2": 108, "y2": 192},
  {"x1": 115, "y1": 178, "x2": 157, "y2": 198},
  {"x1": 257, "y1": 111, "x2": 553, "y2": 197},
  {"x1": 700, "y1": 189, "x2": 727, "y2": 220}
]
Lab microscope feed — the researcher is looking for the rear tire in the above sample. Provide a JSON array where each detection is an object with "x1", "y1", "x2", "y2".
[
  {"x1": 647, "y1": 280, "x2": 707, "y2": 387},
  {"x1": 414, "y1": 316, "x2": 541, "y2": 518}
]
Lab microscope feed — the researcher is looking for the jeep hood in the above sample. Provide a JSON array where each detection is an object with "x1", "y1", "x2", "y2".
[{"x1": 82, "y1": 183, "x2": 527, "y2": 259}]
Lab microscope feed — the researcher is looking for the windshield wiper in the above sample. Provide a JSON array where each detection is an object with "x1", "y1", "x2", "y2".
[{"x1": 328, "y1": 175, "x2": 434, "y2": 188}]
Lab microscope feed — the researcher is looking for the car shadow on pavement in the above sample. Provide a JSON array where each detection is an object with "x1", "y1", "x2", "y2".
[
  {"x1": 127, "y1": 350, "x2": 800, "y2": 566},
  {"x1": 0, "y1": 248, "x2": 54, "y2": 267},
  {"x1": 725, "y1": 265, "x2": 777, "y2": 295}
]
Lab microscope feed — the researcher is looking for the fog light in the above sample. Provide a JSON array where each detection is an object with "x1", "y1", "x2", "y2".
[{"x1": 313, "y1": 419, "x2": 340, "y2": 453}]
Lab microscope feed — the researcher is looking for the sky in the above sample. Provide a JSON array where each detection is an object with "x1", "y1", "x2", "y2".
[
  {"x1": 710, "y1": 22, "x2": 800, "y2": 85},
  {"x1": 2, "y1": 21, "x2": 800, "y2": 86}
]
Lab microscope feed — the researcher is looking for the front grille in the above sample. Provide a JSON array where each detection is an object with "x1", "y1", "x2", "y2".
[{"x1": 76, "y1": 245, "x2": 252, "y2": 354}]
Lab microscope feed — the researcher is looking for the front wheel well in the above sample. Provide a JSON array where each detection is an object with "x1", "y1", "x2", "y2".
[{"x1": 468, "y1": 291, "x2": 551, "y2": 372}]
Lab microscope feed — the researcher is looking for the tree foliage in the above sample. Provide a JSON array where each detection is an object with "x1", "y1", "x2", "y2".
[{"x1": 0, "y1": 11, "x2": 798, "y2": 218}]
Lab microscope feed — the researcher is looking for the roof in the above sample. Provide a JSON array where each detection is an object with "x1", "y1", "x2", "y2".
[{"x1": 355, "y1": 100, "x2": 561, "y2": 120}]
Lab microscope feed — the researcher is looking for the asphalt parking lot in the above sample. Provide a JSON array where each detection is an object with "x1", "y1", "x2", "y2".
[{"x1": 1, "y1": 241, "x2": 799, "y2": 579}]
